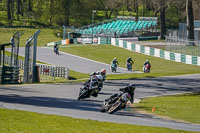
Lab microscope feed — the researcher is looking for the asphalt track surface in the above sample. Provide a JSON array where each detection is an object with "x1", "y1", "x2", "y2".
[
  {"x1": 0, "y1": 74, "x2": 200, "y2": 132},
  {"x1": 10, "y1": 47, "x2": 141, "y2": 74},
  {"x1": 3, "y1": 47, "x2": 200, "y2": 132}
]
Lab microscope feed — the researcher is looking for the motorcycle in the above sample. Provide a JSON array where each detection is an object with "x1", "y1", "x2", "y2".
[
  {"x1": 55, "y1": 48, "x2": 59, "y2": 55},
  {"x1": 54, "y1": 46, "x2": 59, "y2": 55},
  {"x1": 78, "y1": 76, "x2": 100, "y2": 100},
  {"x1": 127, "y1": 62, "x2": 132, "y2": 71},
  {"x1": 111, "y1": 64, "x2": 117, "y2": 73},
  {"x1": 144, "y1": 64, "x2": 151, "y2": 73},
  {"x1": 100, "y1": 85, "x2": 135, "y2": 114}
]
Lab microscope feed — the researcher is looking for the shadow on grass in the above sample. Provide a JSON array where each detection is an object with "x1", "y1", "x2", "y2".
[{"x1": 69, "y1": 76, "x2": 77, "y2": 80}]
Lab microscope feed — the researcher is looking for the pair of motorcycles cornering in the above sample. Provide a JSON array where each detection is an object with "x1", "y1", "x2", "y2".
[{"x1": 78, "y1": 76, "x2": 136, "y2": 114}]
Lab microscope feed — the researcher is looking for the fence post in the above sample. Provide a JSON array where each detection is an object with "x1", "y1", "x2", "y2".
[{"x1": 65, "y1": 68, "x2": 69, "y2": 79}]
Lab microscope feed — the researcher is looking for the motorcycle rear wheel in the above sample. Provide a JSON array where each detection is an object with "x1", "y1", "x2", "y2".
[{"x1": 108, "y1": 101, "x2": 122, "y2": 114}]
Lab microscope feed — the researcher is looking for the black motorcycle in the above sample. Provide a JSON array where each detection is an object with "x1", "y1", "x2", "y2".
[
  {"x1": 100, "y1": 85, "x2": 135, "y2": 114},
  {"x1": 127, "y1": 62, "x2": 132, "y2": 71},
  {"x1": 78, "y1": 76, "x2": 100, "y2": 100},
  {"x1": 54, "y1": 45, "x2": 59, "y2": 55}
]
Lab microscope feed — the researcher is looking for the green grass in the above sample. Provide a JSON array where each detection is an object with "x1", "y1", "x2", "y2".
[
  {"x1": 136, "y1": 93, "x2": 200, "y2": 124},
  {"x1": 69, "y1": 70, "x2": 89, "y2": 80},
  {"x1": 0, "y1": 28, "x2": 62, "y2": 47},
  {"x1": 0, "y1": 109, "x2": 196, "y2": 133},
  {"x1": 166, "y1": 45, "x2": 200, "y2": 56},
  {"x1": 60, "y1": 45, "x2": 200, "y2": 79},
  {"x1": 38, "y1": 70, "x2": 89, "y2": 83}
]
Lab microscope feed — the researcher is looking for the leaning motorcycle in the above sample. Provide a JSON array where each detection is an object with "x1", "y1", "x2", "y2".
[
  {"x1": 78, "y1": 77, "x2": 99, "y2": 100},
  {"x1": 100, "y1": 91, "x2": 133, "y2": 114}
]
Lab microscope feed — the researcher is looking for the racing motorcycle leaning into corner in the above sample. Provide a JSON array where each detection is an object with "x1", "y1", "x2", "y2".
[
  {"x1": 78, "y1": 69, "x2": 106, "y2": 100},
  {"x1": 100, "y1": 84, "x2": 136, "y2": 114}
]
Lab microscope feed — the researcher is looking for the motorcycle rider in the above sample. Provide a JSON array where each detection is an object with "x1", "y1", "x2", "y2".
[
  {"x1": 54, "y1": 44, "x2": 59, "y2": 55},
  {"x1": 143, "y1": 59, "x2": 151, "y2": 72},
  {"x1": 106, "y1": 84, "x2": 136, "y2": 106},
  {"x1": 88, "y1": 69, "x2": 106, "y2": 96},
  {"x1": 126, "y1": 57, "x2": 134, "y2": 71},
  {"x1": 111, "y1": 57, "x2": 119, "y2": 69}
]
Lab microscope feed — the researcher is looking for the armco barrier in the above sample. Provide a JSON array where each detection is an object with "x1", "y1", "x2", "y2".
[
  {"x1": 2, "y1": 55, "x2": 69, "y2": 79},
  {"x1": 111, "y1": 38, "x2": 200, "y2": 66}
]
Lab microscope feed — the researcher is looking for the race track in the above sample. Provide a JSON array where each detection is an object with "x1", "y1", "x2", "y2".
[
  {"x1": 3, "y1": 46, "x2": 200, "y2": 132},
  {"x1": 0, "y1": 74, "x2": 200, "y2": 132}
]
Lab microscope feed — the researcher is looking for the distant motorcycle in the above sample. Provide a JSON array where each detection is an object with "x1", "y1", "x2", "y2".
[
  {"x1": 127, "y1": 63, "x2": 132, "y2": 71},
  {"x1": 111, "y1": 64, "x2": 117, "y2": 73},
  {"x1": 54, "y1": 45, "x2": 59, "y2": 55},
  {"x1": 144, "y1": 64, "x2": 151, "y2": 73},
  {"x1": 78, "y1": 76, "x2": 99, "y2": 100},
  {"x1": 100, "y1": 85, "x2": 135, "y2": 114}
]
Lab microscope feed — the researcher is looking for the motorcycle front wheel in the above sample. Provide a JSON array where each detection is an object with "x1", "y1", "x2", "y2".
[
  {"x1": 78, "y1": 89, "x2": 88, "y2": 100},
  {"x1": 100, "y1": 101, "x2": 110, "y2": 112}
]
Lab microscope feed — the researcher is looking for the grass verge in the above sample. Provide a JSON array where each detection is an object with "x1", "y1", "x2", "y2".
[
  {"x1": 0, "y1": 28, "x2": 61, "y2": 47},
  {"x1": 0, "y1": 108, "x2": 196, "y2": 133},
  {"x1": 136, "y1": 93, "x2": 200, "y2": 124},
  {"x1": 37, "y1": 70, "x2": 89, "y2": 83}
]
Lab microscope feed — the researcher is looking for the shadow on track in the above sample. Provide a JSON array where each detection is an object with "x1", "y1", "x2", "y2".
[{"x1": 0, "y1": 94, "x2": 101, "y2": 112}]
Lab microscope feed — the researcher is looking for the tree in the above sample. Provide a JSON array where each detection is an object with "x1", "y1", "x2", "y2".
[
  {"x1": 186, "y1": 0, "x2": 194, "y2": 41},
  {"x1": 7, "y1": 0, "x2": 12, "y2": 26},
  {"x1": 159, "y1": 0, "x2": 166, "y2": 39},
  {"x1": 99, "y1": 0, "x2": 123, "y2": 19},
  {"x1": 63, "y1": 0, "x2": 70, "y2": 26},
  {"x1": 149, "y1": 0, "x2": 167, "y2": 39},
  {"x1": 16, "y1": 0, "x2": 21, "y2": 20},
  {"x1": 49, "y1": 0, "x2": 54, "y2": 25}
]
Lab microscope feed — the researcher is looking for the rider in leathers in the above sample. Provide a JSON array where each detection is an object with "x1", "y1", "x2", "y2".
[
  {"x1": 106, "y1": 84, "x2": 136, "y2": 108},
  {"x1": 87, "y1": 69, "x2": 106, "y2": 97}
]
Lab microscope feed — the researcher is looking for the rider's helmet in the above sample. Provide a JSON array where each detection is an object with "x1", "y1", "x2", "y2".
[
  {"x1": 113, "y1": 57, "x2": 116, "y2": 61},
  {"x1": 120, "y1": 84, "x2": 135, "y2": 93},
  {"x1": 119, "y1": 84, "x2": 135, "y2": 103},
  {"x1": 101, "y1": 69, "x2": 106, "y2": 75},
  {"x1": 128, "y1": 84, "x2": 136, "y2": 92},
  {"x1": 146, "y1": 59, "x2": 149, "y2": 62}
]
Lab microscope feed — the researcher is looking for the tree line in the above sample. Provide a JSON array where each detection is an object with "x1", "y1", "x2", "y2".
[{"x1": 0, "y1": 0, "x2": 199, "y2": 40}]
